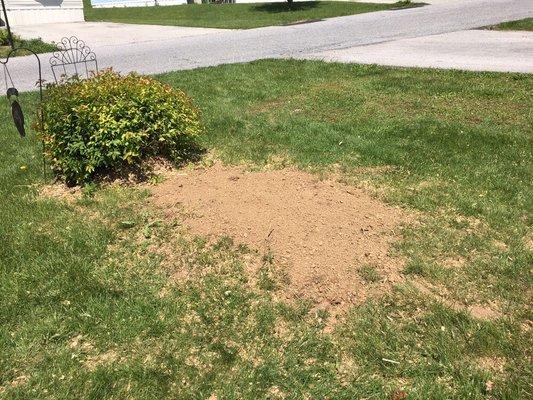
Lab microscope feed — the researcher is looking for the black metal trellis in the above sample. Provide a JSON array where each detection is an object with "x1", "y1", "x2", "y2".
[{"x1": 50, "y1": 36, "x2": 98, "y2": 83}]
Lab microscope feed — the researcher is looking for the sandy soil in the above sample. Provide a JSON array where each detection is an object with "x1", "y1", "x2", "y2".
[{"x1": 150, "y1": 164, "x2": 412, "y2": 315}]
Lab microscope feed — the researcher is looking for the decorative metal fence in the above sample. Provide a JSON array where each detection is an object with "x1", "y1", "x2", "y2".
[{"x1": 50, "y1": 36, "x2": 98, "y2": 83}]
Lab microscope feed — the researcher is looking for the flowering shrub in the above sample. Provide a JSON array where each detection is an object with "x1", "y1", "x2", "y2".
[{"x1": 37, "y1": 70, "x2": 202, "y2": 184}]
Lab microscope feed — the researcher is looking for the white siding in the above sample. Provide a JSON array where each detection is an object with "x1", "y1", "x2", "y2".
[
  {"x1": 4, "y1": 0, "x2": 84, "y2": 25},
  {"x1": 92, "y1": 0, "x2": 308, "y2": 8},
  {"x1": 7, "y1": 0, "x2": 82, "y2": 7},
  {"x1": 92, "y1": 0, "x2": 186, "y2": 8}
]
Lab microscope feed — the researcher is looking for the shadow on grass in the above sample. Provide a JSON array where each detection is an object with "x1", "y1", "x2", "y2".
[
  {"x1": 169, "y1": 135, "x2": 207, "y2": 167},
  {"x1": 387, "y1": 1, "x2": 426, "y2": 10},
  {"x1": 68, "y1": 138, "x2": 207, "y2": 187},
  {"x1": 252, "y1": 1, "x2": 319, "y2": 13}
]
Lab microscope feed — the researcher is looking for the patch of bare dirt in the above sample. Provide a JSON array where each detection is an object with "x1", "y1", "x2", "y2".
[
  {"x1": 412, "y1": 281, "x2": 502, "y2": 321},
  {"x1": 39, "y1": 182, "x2": 82, "y2": 202},
  {"x1": 476, "y1": 356, "x2": 506, "y2": 374},
  {"x1": 468, "y1": 304, "x2": 502, "y2": 320},
  {"x1": 149, "y1": 164, "x2": 411, "y2": 315},
  {"x1": 441, "y1": 256, "x2": 466, "y2": 269},
  {"x1": 520, "y1": 320, "x2": 532, "y2": 333},
  {"x1": 85, "y1": 350, "x2": 119, "y2": 371},
  {"x1": 523, "y1": 236, "x2": 533, "y2": 252}
]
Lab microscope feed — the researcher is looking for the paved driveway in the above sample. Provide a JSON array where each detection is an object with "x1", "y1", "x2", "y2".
[
  {"x1": 302, "y1": 30, "x2": 533, "y2": 73},
  {"x1": 14, "y1": 22, "x2": 230, "y2": 47},
  {"x1": 6, "y1": 0, "x2": 533, "y2": 91}
]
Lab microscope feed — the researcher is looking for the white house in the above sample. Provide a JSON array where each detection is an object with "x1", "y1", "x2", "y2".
[
  {"x1": 91, "y1": 0, "x2": 300, "y2": 8},
  {"x1": 1, "y1": 0, "x2": 84, "y2": 25}
]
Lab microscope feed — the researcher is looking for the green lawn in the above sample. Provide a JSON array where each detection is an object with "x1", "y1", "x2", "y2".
[
  {"x1": 0, "y1": 31, "x2": 57, "y2": 58},
  {"x1": 1, "y1": 60, "x2": 532, "y2": 399},
  {"x1": 83, "y1": 0, "x2": 416, "y2": 29},
  {"x1": 485, "y1": 17, "x2": 533, "y2": 31}
]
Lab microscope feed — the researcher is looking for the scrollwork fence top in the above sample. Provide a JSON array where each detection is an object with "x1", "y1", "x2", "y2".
[{"x1": 49, "y1": 36, "x2": 98, "y2": 83}]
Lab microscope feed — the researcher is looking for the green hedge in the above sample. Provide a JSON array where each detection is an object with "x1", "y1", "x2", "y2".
[{"x1": 37, "y1": 70, "x2": 202, "y2": 184}]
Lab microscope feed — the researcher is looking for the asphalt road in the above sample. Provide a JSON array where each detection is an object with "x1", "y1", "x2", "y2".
[{"x1": 5, "y1": 0, "x2": 533, "y2": 91}]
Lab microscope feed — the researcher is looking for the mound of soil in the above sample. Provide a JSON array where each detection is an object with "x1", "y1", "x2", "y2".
[{"x1": 150, "y1": 164, "x2": 410, "y2": 315}]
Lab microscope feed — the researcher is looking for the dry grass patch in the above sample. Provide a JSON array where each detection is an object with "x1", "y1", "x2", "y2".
[
  {"x1": 412, "y1": 280, "x2": 502, "y2": 321},
  {"x1": 39, "y1": 183, "x2": 82, "y2": 203}
]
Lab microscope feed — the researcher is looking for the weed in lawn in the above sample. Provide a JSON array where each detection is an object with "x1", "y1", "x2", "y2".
[{"x1": 358, "y1": 265, "x2": 381, "y2": 283}]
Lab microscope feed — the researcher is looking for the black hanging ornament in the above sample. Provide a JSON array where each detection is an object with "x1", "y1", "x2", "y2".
[
  {"x1": 7, "y1": 87, "x2": 25, "y2": 137},
  {"x1": 1, "y1": 43, "x2": 47, "y2": 176},
  {"x1": 3, "y1": 63, "x2": 25, "y2": 137}
]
